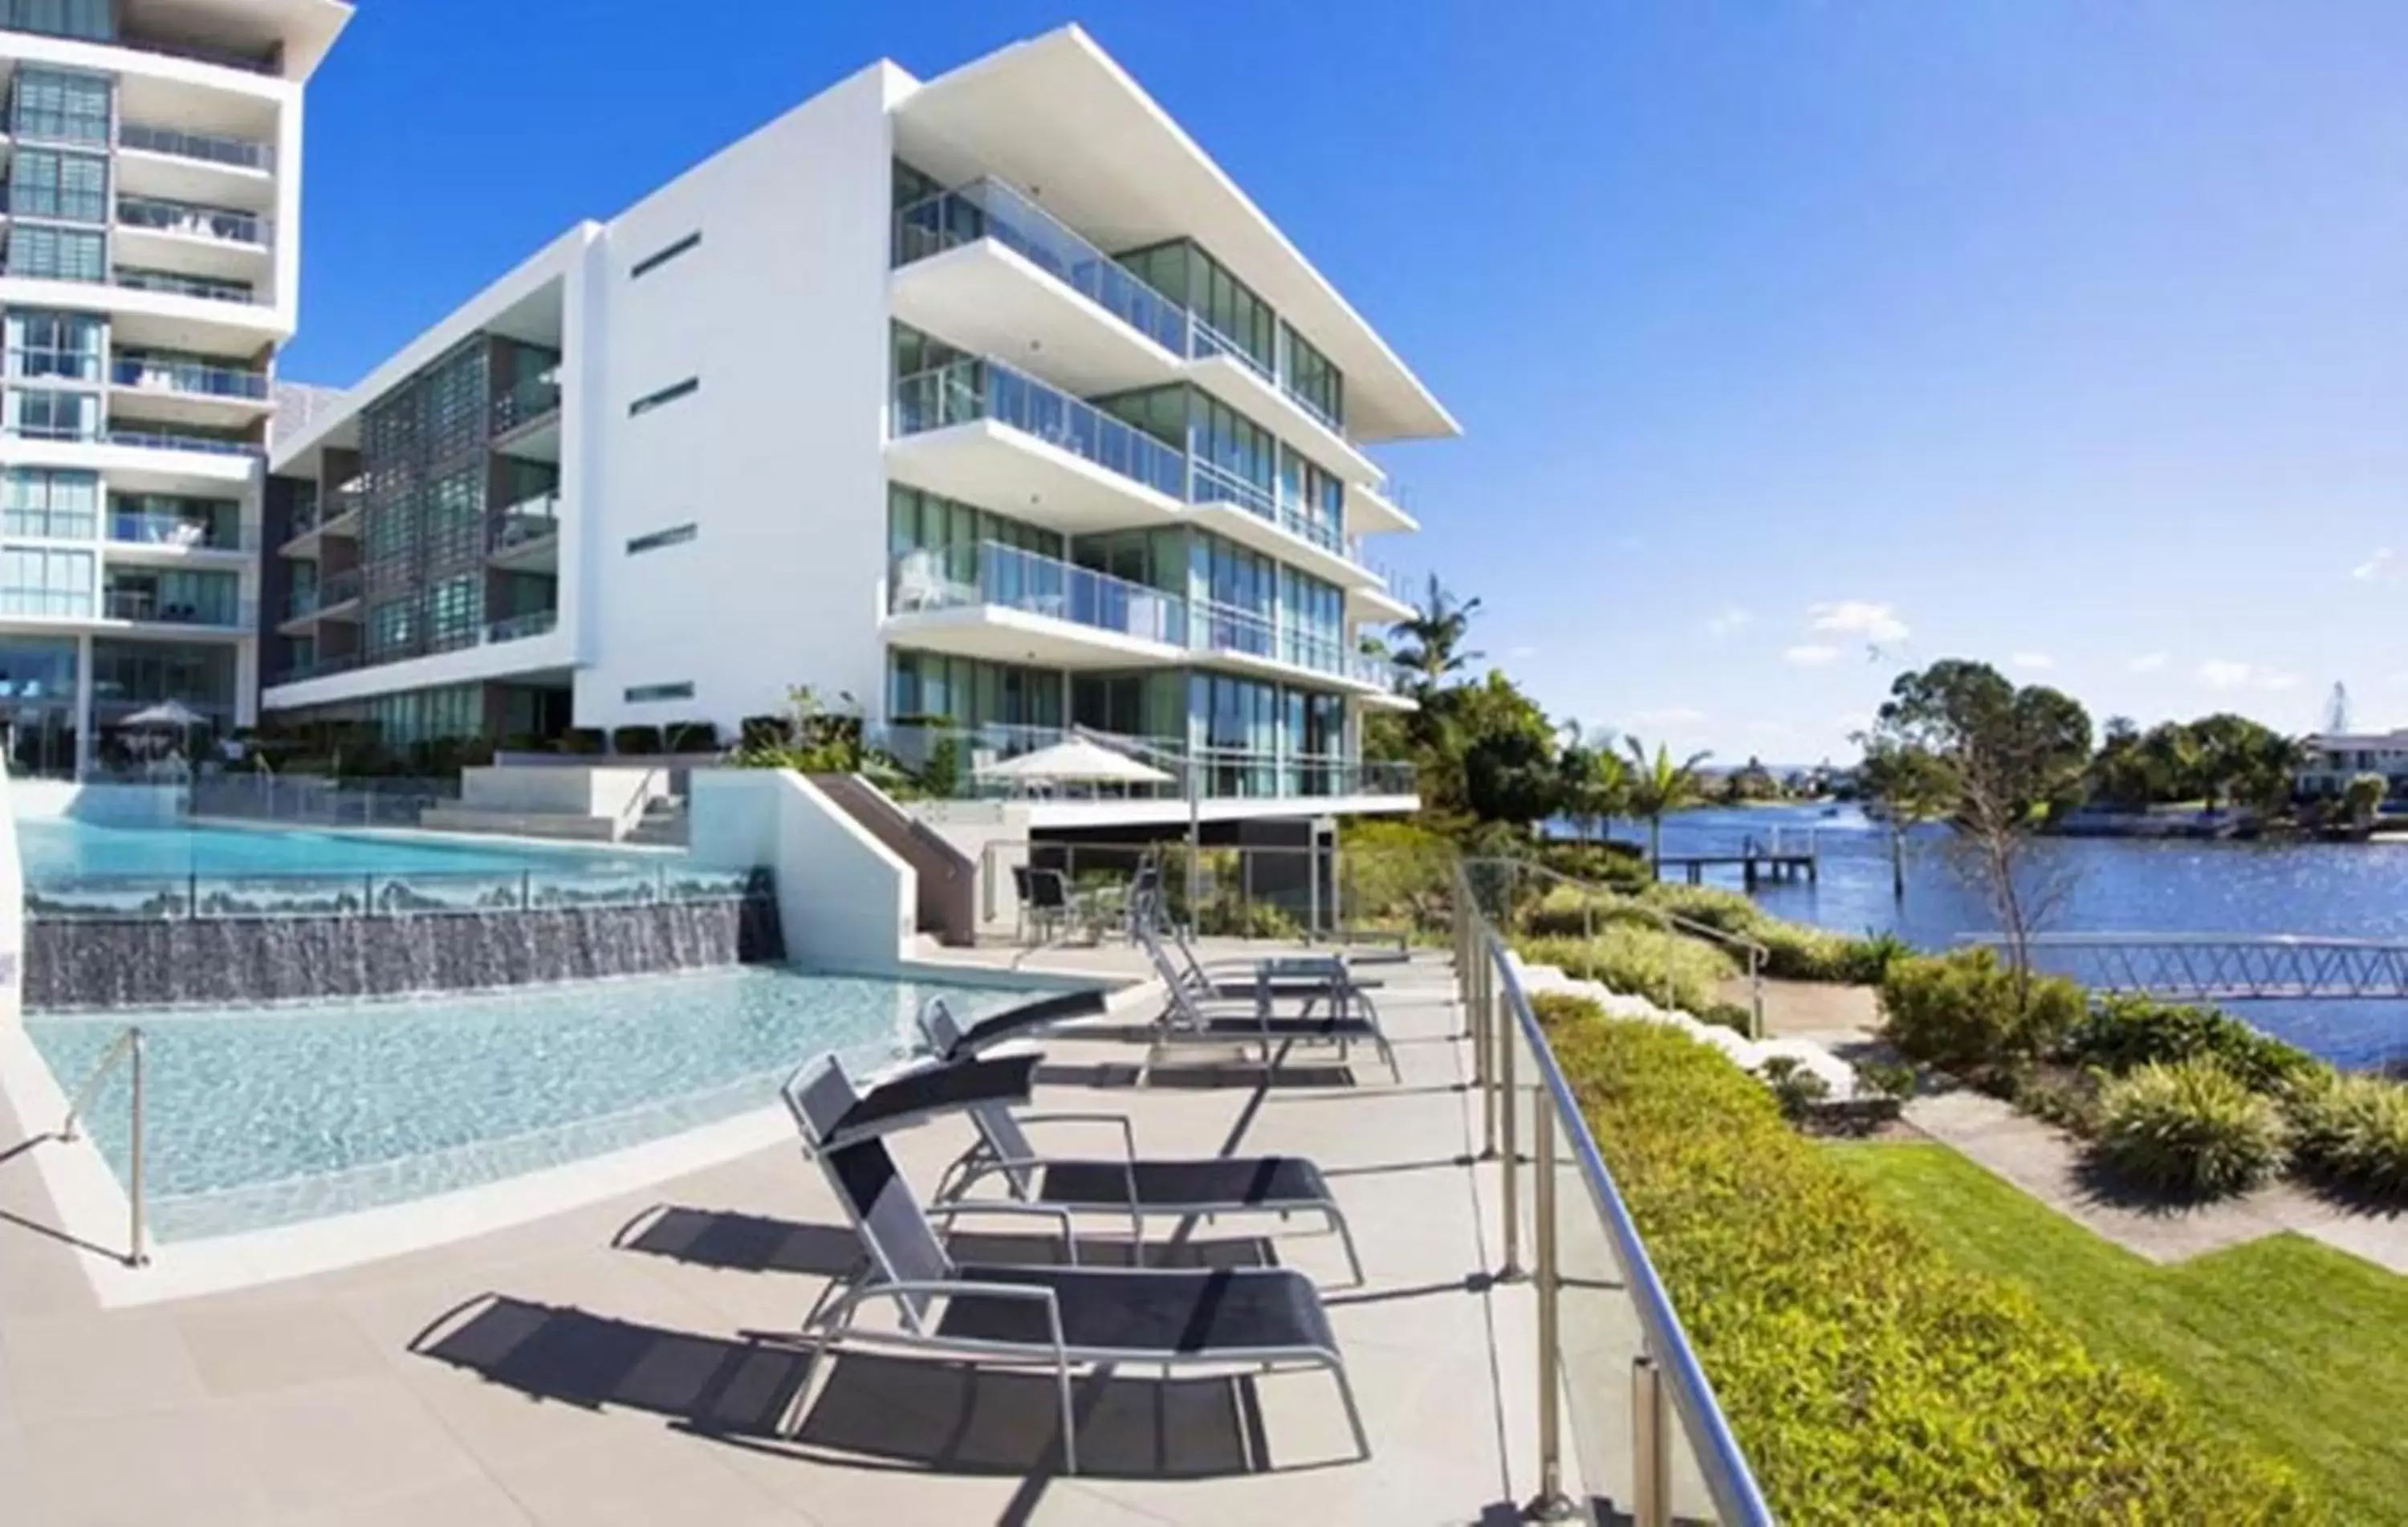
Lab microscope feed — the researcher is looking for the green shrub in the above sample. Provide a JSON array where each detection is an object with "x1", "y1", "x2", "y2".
[
  {"x1": 2064, "y1": 996, "x2": 2319, "y2": 1094},
  {"x1": 1516, "y1": 926, "x2": 1737, "y2": 1016},
  {"x1": 1879, "y1": 947, "x2": 2085, "y2": 1072},
  {"x1": 1641, "y1": 883, "x2": 1763, "y2": 936},
  {"x1": 1535, "y1": 996, "x2": 2313, "y2": 1523},
  {"x1": 2285, "y1": 1069, "x2": 2408, "y2": 1198},
  {"x1": 1759, "y1": 1055, "x2": 1830, "y2": 1121},
  {"x1": 1837, "y1": 930, "x2": 1914, "y2": 985},
  {"x1": 1700, "y1": 1000, "x2": 1756, "y2": 1035},
  {"x1": 2018, "y1": 1070, "x2": 2105, "y2": 1138},
  {"x1": 663, "y1": 720, "x2": 721, "y2": 755},
  {"x1": 610, "y1": 724, "x2": 662, "y2": 757},
  {"x1": 1856, "y1": 1058, "x2": 1918, "y2": 1104},
  {"x1": 560, "y1": 727, "x2": 606, "y2": 756},
  {"x1": 738, "y1": 713, "x2": 789, "y2": 751},
  {"x1": 2093, "y1": 1059, "x2": 2286, "y2": 1199}
]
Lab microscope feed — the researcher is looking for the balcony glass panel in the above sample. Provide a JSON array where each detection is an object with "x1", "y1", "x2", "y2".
[
  {"x1": 105, "y1": 427, "x2": 262, "y2": 458},
  {"x1": 490, "y1": 372, "x2": 560, "y2": 434},
  {"x1": 893, "y1": 179, "x2": 1189, "y2": 353},
  {"x1": 118, "y1": 120, "x2": 274, "y2": 171},
  {"x1": 116, "y1": 194, "x2": 270, "y2": 247},
  {"x1": 110, "y1": 498, "x2": 245, "y2": 551},
  {"x1": 892, "y1": 357, "x2": 1188, "y2": 500},
  {"x1": 891, "y1": 540, "x2": 1188, "y2": 647},
  {"x1": 115, "y1": 267, "x2": 255, "y2": 303},
  {"x1": 112, "y1": 352, "x2": 270, "y2": 401}
]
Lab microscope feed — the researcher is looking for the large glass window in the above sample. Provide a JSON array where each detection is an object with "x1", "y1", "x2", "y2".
[
  {"x1": 1070, "y1": 670, "x2": 1186, "y2": 744},
  {"x1": 1279, "y1": 445, "x2": 1345, "y2": 549},
  {"x1": 886, "y1": 650, "x2": 1062, "y2": 731},
  {"x1": 2, "y1": 467, "x2": 97, "y2": 538},
  {"x1": 5, "y1": 386, "x2": 99, "y2": 441},
  {"x1": 103, "y1": 567, "x2": 238, "y2": 624},
  {"x1": 0, "y1": 0, "x2": 116, "y2": 43},
  {"x1": 427, "y1": 574, "x2": 481, "y2": 651},
  {"x1": 0, "y1": 544, "x2": 92, "y2": 614},
  {"x1": 6, "y1": 224, "x2": 104, "y2": 283},
  {"x1": 11, "y1": 147, "x2": 108, "y2": 223},
  {"x1": 10, "y1": 68, "x2": 110, "y2": 145},
  {"x1": 1280, "y1": 564, "x2": 1345, "y2": 672},
  {"x1": 367, "y1": 599, "x2": 414, "y2": 658},
  {"x1": 1069, "y1": 526, "x2": 1186, "y2": 597},
  {"x1": 1120, "y1": 239, "x2": 1275, "y2": 376},
  {"x1": 111, "y1": 494, "x2": 239, "y2": 549},
  {"x1": 887, "y1": 483, "x2": 1063, "y2": 562},
  {"x1": 6, "y1": 309, "x2": 103, "y2": 380}
]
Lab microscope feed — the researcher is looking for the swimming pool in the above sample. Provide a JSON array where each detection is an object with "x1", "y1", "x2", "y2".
[
  {"x1": 18, "y1": 816, "x2": 665, "y2": 884},
  {"x1": 25, "y1": 964, "x2": 1062, "y2": 1242}
]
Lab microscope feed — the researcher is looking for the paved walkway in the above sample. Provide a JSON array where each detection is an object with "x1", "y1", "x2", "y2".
[
  {"x1": 1906, "y1": 1087, "x2": 2408, "y2": 1272},
  {"x1": 0, "y1": 951, "x2": 1560, "y2": 1525}
]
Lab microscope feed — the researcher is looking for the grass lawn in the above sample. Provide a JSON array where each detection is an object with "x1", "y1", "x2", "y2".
[{"x1": 1829, "y1": 1142, "x2": 2408, "y2": 1525}]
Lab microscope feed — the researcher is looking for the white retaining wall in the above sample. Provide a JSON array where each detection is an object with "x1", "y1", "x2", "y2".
[{"x1": 689, "y1": 769, "x2": 914, "y2": 969}]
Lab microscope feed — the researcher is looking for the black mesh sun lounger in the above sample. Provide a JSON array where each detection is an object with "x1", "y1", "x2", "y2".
[
  {"x1": 1138, "y1": 923, "x2": 1401, "y2": 1083},
  {"x1": 932, "y1": 987, "x2": 1110, "y2": 1061},
  {"x1": 917, "y1": 999, "x2": 1365, "y2": 1282},
  {"x1": 780, "y1": 1053, "x2": 1370, "y2": 1475}
]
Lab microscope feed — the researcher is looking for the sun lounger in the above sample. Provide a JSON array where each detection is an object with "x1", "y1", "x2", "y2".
[
  {"x1": 780, "y1": 1053, "x2": 1370, "y2": 1474},
  {"x1": 1138, "y1": 922, "x2": 1401, "y2": 1082}
]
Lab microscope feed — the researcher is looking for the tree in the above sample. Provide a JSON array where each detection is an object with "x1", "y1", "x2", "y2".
[
  {"x1": 1388, "y1": 576, "x2": 1483, "y2": 700},
  {"x1": 1454, "y1": 673, "x2": 1564, "y2": 826},
  {"x1": 1554, "y1": 724, "x2": 1628, "y2": 845},
  {"x1": 1622, "y1": 737, "x2": 1712, "y2": 868},
  {"x1": 1855, "y1": 735, "x2": 1954, "y2": 899},
  {"x1": 2344, "y1": 771, "x2": 2389, "y2": 826},
  {"x1": 1867, "y1": 660, "x2": 2093, "y2": 996}
]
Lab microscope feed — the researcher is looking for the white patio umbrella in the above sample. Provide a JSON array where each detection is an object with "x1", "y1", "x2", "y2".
[
  {"x1": 119, "y1": 699, "x2": 206, "y2": 730},
  {"x1": 974, "y1": 736, "x2": 1172, "y2": 787}
]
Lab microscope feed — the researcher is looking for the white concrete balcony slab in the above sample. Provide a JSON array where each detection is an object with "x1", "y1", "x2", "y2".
[
  {"x1": 885, "y1": 404, "x2": 1186, "y2": 535},
  {"x1": 1346, "y1": 478, "x2": 1419, "y2": 537},
  {"x1": 884, "y1": 542, "x2": 1187, "y2": 670},
  {"x1": 889, "y1": 242, "x2": 1180, "y2": 399}
]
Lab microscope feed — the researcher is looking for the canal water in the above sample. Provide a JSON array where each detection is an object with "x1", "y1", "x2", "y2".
[{"x1": 1567, "y1": 804, "x2": 2408, "y2": 1069}]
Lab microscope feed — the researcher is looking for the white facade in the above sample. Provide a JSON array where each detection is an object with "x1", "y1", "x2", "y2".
[
  {"x1": 262, "y1": 26, "x2": 1448, "y2": 821},
  {"x1": 2298, "y1": 731, "x2": 2408, "y2": 796},
  {"x1": 0, "y1": 0, "x2": 346, "y2": 776}
]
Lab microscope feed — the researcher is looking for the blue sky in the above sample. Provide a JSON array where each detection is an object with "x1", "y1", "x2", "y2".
[{"x1": 282, "y1": 1, "x2": 2408, "y2": 764}]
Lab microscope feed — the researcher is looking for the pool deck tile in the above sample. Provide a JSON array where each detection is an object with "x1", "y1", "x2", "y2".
[{"x1": 0, "y1": 948, "x2": 1552, "y2": 1525}]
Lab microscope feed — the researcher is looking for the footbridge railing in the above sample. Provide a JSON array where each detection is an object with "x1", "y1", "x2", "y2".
[{"x1": 1962, "y1": 933, "x2": 2408, "y2": 1001}]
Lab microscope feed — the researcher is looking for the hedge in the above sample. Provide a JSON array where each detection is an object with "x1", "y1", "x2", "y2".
[
  {"x1": 1533, "y1": 992, "x2": 2315, "y2": 1524},
  {"x1": 1518, "y1": 926, "x2": 1736, "y2": 1016}
]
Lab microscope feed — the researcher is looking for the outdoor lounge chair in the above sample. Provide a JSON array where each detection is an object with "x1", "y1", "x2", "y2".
[
  {"x1": 1138, "y1": 923, "x2": 1401, "y2": 1083},
  {"x1": 779, "y1": 1053, "x2": 1371, "y2": 1475},
  {"x1": 915, "y1": 997, "x2": 1365, "y2": 1283},
  {"x1": 921, "y1": 987, "x2": 1114, "y2": 1062}
]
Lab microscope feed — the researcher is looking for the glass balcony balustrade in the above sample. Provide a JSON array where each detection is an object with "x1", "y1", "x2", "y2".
[
  {"x1": 104, "y1": 587, "x2": 250, "y2": 626},
  {"x1": 893, "y1": 356, "x2": 1191, "y2": 500},
  {"x1": 491, "y1": 373, "x2": 561, "y2": 435},
  {"x1": 109, "y1": 511, "x2": 247, "y2": 551},
  {"x1": 112, "y1": 355, "x2": 270, "y2": 401},
  {"x1": 284, "y1": 568, "x2": 360, "y2": 619},
  {"x1": 894, "y1": 179, "x2": 1190, "y2": 354},
  {"x1": 116, "y1": 194, "x2": 270, "y2": 247},
  {"x1": 115, "y1": 267, "x2": 256, "y2": 303},
  {"x1": 890, "y1": 540, "x2": 1188, "y2": 647},
  {"x1": 105, "y1": 427, "x2": 262, "y2": 458},
  {"x1": 870, "y1": 719, "x2": 1412, "y2": 804},
  {"x1": 490, "y1": 491, "x2": 560, "y2": 554},
  {"x1": 118, "y1": 120, "x2": 274, "y2": 172},
  {"x1": 486, "y1": 609, "x2": 558, "y2": 644}
]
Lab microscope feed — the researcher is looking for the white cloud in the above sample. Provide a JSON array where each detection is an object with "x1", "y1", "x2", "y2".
[
  {"x1": 1631, "y1": 706, "x2": 1708, "y2": 730},
  {"x1": 2354, "y1": 548, "x2": 2397, "y2": 581},
  {"x1": 1506, "y1": 644, "x2": 1538, "y2": 659},
  {"x1": 2009, "y1": 652, "x2": 2055, "y2": 671},
  {"x1": 1705, "y1": 606, "x2": 1752, "y2": 640},
  {"x1": 1806, "y1": 600, "x2": 1910, "y2": 645},
  {"x1": 2198, "y1": 659, "x2": 2300, "y2": 693},
  {"x1": 2125, "y1": 653, "x2": 2169, "y2": 674},
  {"x1": 1784, "y1": 644, "x2": 1841, "y2": 667}
]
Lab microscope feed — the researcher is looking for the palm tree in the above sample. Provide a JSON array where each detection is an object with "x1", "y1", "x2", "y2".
[
  {"x1": 1388, "y1": 576, "x2": 1483, "y2": 696},
  {"x1": 1554, "y1": 724, "x2": 1629, "y2": 845},
  {"x1": 1623, "y1": 737, "x2": 1712, "y2": 869}
]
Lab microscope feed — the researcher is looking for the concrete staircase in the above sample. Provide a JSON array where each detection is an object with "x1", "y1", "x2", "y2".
[{"x1": 625, "y1": 796, "x2": 689, "y2": 847}]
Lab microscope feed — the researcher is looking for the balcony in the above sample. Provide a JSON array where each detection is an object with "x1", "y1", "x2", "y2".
[
  {"x1": 104, "y1": 426, "x2": 263, "y2": 459},
  {"x1": 486, "y1": 608, "x2": 558, "y2": 645},
  {"x1": 108, "y1": 511, "x2": 250, "y2": 553},
  {"x1": 271, "y1": 652, "x2": 361, "y2": 685},
  {"x1": 113, "y1": 266, "x2": 258, "y2": 306},
  {"x1": 282, "y1": 568, "x2": 361, "y2": 623},
  {"x1": 103, "y1": 588, "x2": 252, "y2": 629},
  {"x1": 116, "y1": 194, "x2": 271, "y2": 250},
  {"x1": 886, "y1": 540, "x2": 1186, "y2": 667},
  {"x1": 875, "y1": 719, "x2": 1415, "y2": 810},
  {"x1": 489, "y1": 491, "x2": 559, "y2": 568},
  {"x1": 118, "y1": 120, "x2": 275, "y2": 173},
  {"x1": 889, "y1": 356, "x2": 1189, "y2": 531},
  {"x1": 112, "y1": 355, "x2": 270, "y2": 402},
  {"x1": 0, "y1": 588, "x2": 92, "y2": 620},
  {"x1": 891, "y1": 178, "x2": 1186, "y2": 395}
]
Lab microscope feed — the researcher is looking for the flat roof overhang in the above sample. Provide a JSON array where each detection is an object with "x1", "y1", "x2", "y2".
[
  {"x1": 893, "y1": 25, "x2": 1458, "y2": 446},
  {"x1": 883, "y1": 606, "x2": 1186, "y2": 671}
]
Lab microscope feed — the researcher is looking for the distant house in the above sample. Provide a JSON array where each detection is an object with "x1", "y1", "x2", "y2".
[{"x1": 2296, "y1": 731, "x2": 2408, "y2": 796}]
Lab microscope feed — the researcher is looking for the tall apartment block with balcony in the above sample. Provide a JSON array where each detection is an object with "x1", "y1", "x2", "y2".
[
  {"x1": 262, "y1": 26, "x2": 1450, "y2": 828},
  {"x1": 0, "y1": 0, "x2": 346, "y2": 776}
]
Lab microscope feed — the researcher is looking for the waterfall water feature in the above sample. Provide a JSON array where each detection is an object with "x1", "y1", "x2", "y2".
[{"x1": 24, "y1": 881, "x2": 783, "y2": 1010}]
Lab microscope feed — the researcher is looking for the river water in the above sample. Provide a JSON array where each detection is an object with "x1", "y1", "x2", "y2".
[{"x1": 1567, "y1": 804, "x2": 2408, "y2": 1069}]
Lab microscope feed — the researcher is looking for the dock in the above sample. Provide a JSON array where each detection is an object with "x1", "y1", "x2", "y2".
[{"x1": 1653, "y1": 829, "x2": 1820, "y2": 889}]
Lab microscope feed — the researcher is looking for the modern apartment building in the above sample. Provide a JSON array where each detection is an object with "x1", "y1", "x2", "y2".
[
  {"x1": 262, "y1": 26, "x2": 1451, "y2": 823},
  {"x1": 0, "y1": 0, "x2": 345, "y2": 776}
]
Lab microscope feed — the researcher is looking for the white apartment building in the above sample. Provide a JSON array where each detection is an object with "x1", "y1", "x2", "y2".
[
  {"x1": 262, "y1": 26, "x2": 1451, "y2": 826},
  {"x1": 0, "y1": 0, "x2": 344, "y2": 777}
]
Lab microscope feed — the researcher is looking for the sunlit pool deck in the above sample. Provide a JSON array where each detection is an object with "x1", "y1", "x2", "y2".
[{"x1": 0, "y1": 947, "x2": 1568, "y2": 1525}]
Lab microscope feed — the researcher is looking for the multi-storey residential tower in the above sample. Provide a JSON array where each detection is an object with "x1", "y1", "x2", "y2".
[
  {"x1": 0, "y1": 0, "x2": 347, "y2": 776},
  {"x1": 263, "y1": 26, "x2": 1451, "y2": 827}
]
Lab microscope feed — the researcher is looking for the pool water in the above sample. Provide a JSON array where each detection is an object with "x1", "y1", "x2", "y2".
[
  {"x1": 18, "y1": 817, "x2": 665, "y2": 886},
  {"x1": 25, "y1": 965, "x2": 1065, "y2": 1242}
]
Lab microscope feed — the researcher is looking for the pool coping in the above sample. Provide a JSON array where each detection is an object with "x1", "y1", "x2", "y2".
[{"x1": 0, "y1": 959, "x2": 1150, "y2": 1309}]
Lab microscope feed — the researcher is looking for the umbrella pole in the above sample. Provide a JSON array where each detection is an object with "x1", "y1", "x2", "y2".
[{"x1": 1186, "y1": 748, "x2": 1201, "y2": 922}]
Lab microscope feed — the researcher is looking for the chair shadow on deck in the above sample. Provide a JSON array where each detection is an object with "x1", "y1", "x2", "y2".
[
  {"x1": 410, "y1": 1292, "x2": 1284, "y2": 1479},
  {"x1": 613, "y1": 1204, "x2": 1279, "y2": 1277}
]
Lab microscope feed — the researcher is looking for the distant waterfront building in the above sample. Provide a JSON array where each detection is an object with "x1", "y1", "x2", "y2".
[
  {"x1": 2296, "y1": 731, "x2": 2408, "y2": 796},
  {"x1": 258, "y1": 26, "x2": 1445, "y2": 825},
  {"x1": 0, "y1": 0, "x2": 348, "y2": 776}
]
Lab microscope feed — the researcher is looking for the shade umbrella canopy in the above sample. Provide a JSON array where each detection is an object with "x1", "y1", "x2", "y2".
[
  {"x1": 118, "y1": 699, "x2": 206, "y2": 729},
  {"x1": 974, "y1": 737, "x2": 1173, "y2": 785}
]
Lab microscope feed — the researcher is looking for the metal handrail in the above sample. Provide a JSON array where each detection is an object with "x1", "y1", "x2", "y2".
[
  {"x1": 1491, "y1": 857, "x2": 1768, "y2": 1036},
  {"x1": 57, "y1": 1026, "x2": 147, "y2": 1268},
  {"x1": 1454, "y1": 861, "x2": 1772, "y2": 1524}
]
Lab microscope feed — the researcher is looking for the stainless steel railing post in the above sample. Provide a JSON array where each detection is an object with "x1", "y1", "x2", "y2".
[
  {"x1": 1479, "y1": 942, "x2": 1499, "y2": 1161},
  {"x1": 128, "y1": 1029, "x2": 148, "y2": 1268},
  {"x1": 1633, "y1": 1354, "x2": 1671, "y2": 1527},
  {"x1": 1527, "y1": 1087, "x2": 1577, "y2": 1520},
  {"x1": 1499, "y1": 963, "x2": 1523, "y2": 1281}
]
